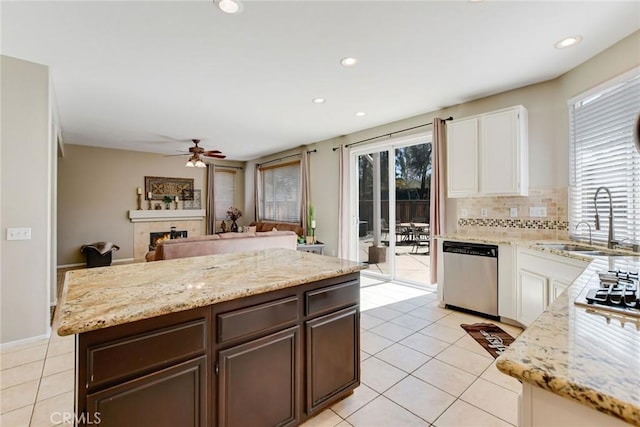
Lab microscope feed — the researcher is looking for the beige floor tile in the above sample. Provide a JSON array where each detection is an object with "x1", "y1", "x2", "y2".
[
  {"x1": 0, "y1": 360, "x2": 44, "y2": 390},
  {"x1": 0, "y1": 345, "x2": 48, "y2": 371},
  {"x1": 399, "y1": 333, "x2": 449, "y2": 357},
  {"x1": 45, "y1": 339, "x2": 74, "y2": 358},
  {"x1": 347, "y1": 395, "x2": 429, "y2": 426},
  {"x1": 389, "y1": 313, "x2": 433, "y2": 331},
  {"x1": 0, "y1": 338, "x2": 49, "y2": 355},
  {"x1": 360, "y1": 350, "x2": 371, "y2": 362},
  {"x1": 495, "y1": 321, "x2": 523, "y2": 338},
  {"x1": 368, "y1": 322, "x2": 414, "y2": 342},
  {"x1": 300, "y1": 408, "x2": 342, "y2": 427},
  {"x1": 436, "y1": 312, "x2": 489, "y2": 329},
  {"x1": 419, "y1": 323, "x2": 467, "y2": 344},
  {"x1": 412, "y1": 358, "x2": 477, "y2": 397},
  {"x1": 407, "y1": 307, "x2": 450, "y2": 322},
  {"x1": 480, "y1": 362, "x2": 522, "y2": 394},
  {"x1": 385, "y1": 375, "x2": 456, "y2": 423},
  {"x1": 360, "y1": 313, "x2": 385, "y2": 330},
  {"x1": 360, "y1": 331, "x2": 394, "y2": 355},
  {"x1": 0, "y1": 379, "x2": 39, "y2": 414},
  {"x1": 42, "y1": 353, "x2": 74, "y2": 377},
  {"x1": 374, "y1": 344, "x2": 430, "y2": 373},
  {"x1": 363, "y1": 306, "x2": 403, "y2": 321},
  {"x1": 0, "y1": 405, "x2": 33, "y2": 427},
  {"x1": 37, "y1": 369, "x2": 74, "y2": 402},
  {"x1": 433, "y1": 399, "x2": 513, "y2": 427},
  {"x1": 335, "y1": 421, "x2": 353, "y2": 427},
  {"x1": 384, "y1": 300, "x2": 419, "y2": 313},
  {"x1": 30, "y1": 391, "x2": 74, "y2": 427},
  {"x1": 460, "y1": 378, "x2": 519, "y2": 425},
  {"x1": 330, "y1": 384, "x2": 379, "y2": 419},
  {"x1": 360, "y1": 357, "x2": 407, "y2": 394},
  {"x1": 435, "y1": 346, "x2": 493, "y2": 376}
]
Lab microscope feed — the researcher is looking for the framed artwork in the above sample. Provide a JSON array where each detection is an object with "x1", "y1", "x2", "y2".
[
  {"x1": 145, "y1": 176, "x2": 194, "y2": 200},
  {"x1": 183, "y1": 189, "x2": 202, "y2": 209}
]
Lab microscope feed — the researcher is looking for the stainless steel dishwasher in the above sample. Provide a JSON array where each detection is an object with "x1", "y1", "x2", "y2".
[{"x1": 442, "y1": 241, "x2": 498, "y2": 317}]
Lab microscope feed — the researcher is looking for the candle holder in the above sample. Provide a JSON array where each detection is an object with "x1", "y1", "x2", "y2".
[
  {"x1": 137, "y1": 194, "x2": 142, "y2": 210},
  {"x1": 147, "y1": 199, "x2": 152, "y2": 210},
  {"x1": 311, "y1": 227, "x2": 316, "y2": 244},
  {"x1": 174, "y1": 201, "x2": 179, "y2": 210}
]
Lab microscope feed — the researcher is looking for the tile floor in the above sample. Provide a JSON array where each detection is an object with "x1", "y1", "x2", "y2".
[{"x1": 0, "y1": 276, "x2": 522, "y2": 426}]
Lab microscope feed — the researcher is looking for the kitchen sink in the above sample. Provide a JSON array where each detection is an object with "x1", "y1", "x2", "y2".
[
  {"x1": 535, "y1": 243, "x2": 594, "y2": 252},
  {"x1": 571, "y1": 250, "x2": 627, "y2": 257}
]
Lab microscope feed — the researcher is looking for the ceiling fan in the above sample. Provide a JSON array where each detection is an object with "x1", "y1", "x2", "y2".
[{"x1": 171, "y1": 139, "x2": 226, "y2": 167}]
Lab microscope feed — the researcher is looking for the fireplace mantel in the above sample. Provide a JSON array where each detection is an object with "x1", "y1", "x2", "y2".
[{"x1": 128, "y1": 209, "x2": 206, "y2": 223}]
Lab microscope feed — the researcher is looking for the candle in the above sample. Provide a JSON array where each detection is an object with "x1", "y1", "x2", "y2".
[
  {"x1": 311, "y1": 220, "x2": 316, "y2": 229},
  {"x1": 137, "y1": 187, "x2": 142, "y2": 195},
  {"x1": 147, "y1": 192, "x2": 152, "y2": 199},
  {"x1": 175, "y1": 196, "x2": 179, "y2": 202}
]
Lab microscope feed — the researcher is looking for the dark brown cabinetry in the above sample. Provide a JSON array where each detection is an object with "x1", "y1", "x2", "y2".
[{"x1": 75, "y1": 273, "x2": 360, "y2": 427}]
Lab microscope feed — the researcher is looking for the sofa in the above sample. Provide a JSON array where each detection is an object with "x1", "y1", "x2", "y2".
[
  {"x1": 145, "y1": 230, "x2": 298, "y2": 262},
  {"x1": 249, "y1": 221, "x2": 304, "y2": 236}
]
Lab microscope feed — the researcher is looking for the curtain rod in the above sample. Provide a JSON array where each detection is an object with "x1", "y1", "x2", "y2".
[
  {"x1": 257, "y1": 149, "x2": 317, "y2": 167},
  {"x1": 331, "y1": 117, "x2": 453, "y2": 151},
  {"x1": 211, "y1": 165, "x2": 243, "y2": 170}
]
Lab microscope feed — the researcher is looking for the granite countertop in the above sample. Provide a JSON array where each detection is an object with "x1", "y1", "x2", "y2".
[
  {"x1": 496, "y1": 256, "x2": 640, "y2": 425},
  {"x1": 56, "y1": 249, "x2": 367, "y2": 336}
]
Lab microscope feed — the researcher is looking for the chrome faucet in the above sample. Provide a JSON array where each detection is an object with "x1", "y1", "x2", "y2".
[
  {"x1": 593, "y1": 186, "x2": 616, "y2": 249},
  {"x1": 575, "y1": 221, "x2": 592, "y2": 245}
]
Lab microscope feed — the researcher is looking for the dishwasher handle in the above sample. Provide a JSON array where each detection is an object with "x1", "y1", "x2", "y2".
[{"x1": 443, "y1": 241, "x2": 498, "y2": 258}]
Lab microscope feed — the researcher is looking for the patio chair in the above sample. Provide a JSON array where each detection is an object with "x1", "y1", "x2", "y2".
[{"x1": 411, "y1": 223, "x2": 430, "y2": 254}]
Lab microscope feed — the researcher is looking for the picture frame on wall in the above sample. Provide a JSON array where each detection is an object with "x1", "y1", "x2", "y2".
[
  {"x1": 145, "y1": 176, "x2": 194, "y2": 200},
  {"x1": 183, "y1": 189, "x2": 201, "y2": 209}
]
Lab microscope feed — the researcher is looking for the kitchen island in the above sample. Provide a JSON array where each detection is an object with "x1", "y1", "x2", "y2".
[
  {"x1": 496, "y1": 256, "x2": 640, "y2": 427},
  {"x1": 56, "y1": 249, "x2": 367, "y2": 427}
]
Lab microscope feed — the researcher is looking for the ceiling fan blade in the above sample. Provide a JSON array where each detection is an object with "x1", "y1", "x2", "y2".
[
  {"x1": 203, "y1": 153, "x2": 227, "y2": 159},
  {"x1": 203, "y1": 150, "x2": 222, "y2": 155},
  {"x1": 163, "y1": 153, "x2": 189, "y2": 157}
]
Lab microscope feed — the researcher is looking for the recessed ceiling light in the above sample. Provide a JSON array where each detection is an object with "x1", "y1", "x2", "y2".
[
  {"x1": 340, "y1": 57, "x2": 358, "y2": 67},
  {"x1": 312, "y1": 98, "x2": 326, "y2": 104},
  {"x1": 555, "y1": 35, "x2": 583, "y2": 49},
  {"x1": 217, "y1": 0, "x2": 242, "y2": 14},
  {"x1": 355, "y1": 112, "x2": 366, "y2": 117}
]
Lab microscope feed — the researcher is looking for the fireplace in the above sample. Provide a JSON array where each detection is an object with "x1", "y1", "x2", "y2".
[{"x1": 149, "y1": 228, "x2": 187, "y2": 250}]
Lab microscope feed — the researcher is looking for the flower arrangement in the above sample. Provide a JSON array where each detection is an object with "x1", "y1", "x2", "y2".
[{"x1": 226, "y1": 207, "x2": 242, "y2": 221}]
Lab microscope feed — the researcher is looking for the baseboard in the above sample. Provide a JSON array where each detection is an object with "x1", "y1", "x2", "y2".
[
  {"x1": 57, "y1": 258, "x2": 135, "y2": 269},
  {"x1": 0, "y1": 331, "x2": 51, "y2": 350}
]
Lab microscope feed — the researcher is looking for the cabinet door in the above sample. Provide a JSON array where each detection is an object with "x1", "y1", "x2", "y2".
[
  {"x1": 305, "y1": 306, "x2": 359, "y2": 413},
  {"x1": 447, "y1": 118, "x2": 478, "y2": 197},
  {"x1": 218, "y1": 326, "x2": 300, "y2": 427},
  {"x1": 480, "y1": 108, "x2": 521, "y2": 195},
  {"x1": 85, "y1": 356, "x2": 207, "y2": 427},
  {"x1": 550, "y1": 279, "x2": 570, "y2": 304},
  {"x1": 517, "y1": 269, "x2": 548, "y2": 327}
]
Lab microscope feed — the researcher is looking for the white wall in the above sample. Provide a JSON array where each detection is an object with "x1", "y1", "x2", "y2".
[
  {"x1": 245, "y1": 31, "x2": 640, "y2": 259},
  {"x1": 1, "y1": 55, "x2": 52, "y2": 344}
]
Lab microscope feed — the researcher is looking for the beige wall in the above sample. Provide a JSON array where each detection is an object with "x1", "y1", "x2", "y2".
[
  {"x1": 1, "y1": 56, "x2": 52, "y2": 344},
  {"x1": 57, "y1": 144, "x2": 245, "y2": 265},
  {"x1": 245, "y1": 31, "x2": 640, "y2": 259}
]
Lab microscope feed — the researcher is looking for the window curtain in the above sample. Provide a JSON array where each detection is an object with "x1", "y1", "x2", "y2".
[
  {"x1": 206, "y1": 164, "x2": 216, "y2": 234},
  {"x1": 338, "y1": 143, "x2": 351, "y2": 259},
  {"x1": 429, "y1": 118, "x2": 446, "y2": 284},
  {"x1": 254, "y1": 164, "x2": 261, "y2": 221},
  {"x1": 300, "y1": 149, "x2": 311, "y2": 234}
]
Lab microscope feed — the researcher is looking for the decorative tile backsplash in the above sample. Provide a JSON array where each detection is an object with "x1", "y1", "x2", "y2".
[{"x1": 456, "y1": 188, "x2": 569, "y2": 240}]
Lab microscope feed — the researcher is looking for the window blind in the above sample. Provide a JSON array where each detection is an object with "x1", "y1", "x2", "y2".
[
  {"x1": 214, "y1": 170, "x2": 235, "y2": 220},
  {"x1": 569, "y1": 70, "x2": 640, "y2": 246},
  {"x1": 260, "y1": 161, "x2": 301, "y2": 223}
]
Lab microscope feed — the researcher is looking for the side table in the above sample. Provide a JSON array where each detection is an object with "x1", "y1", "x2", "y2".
[{"x1": 297, "y1": 241, "x2": 324, "y2": 255}]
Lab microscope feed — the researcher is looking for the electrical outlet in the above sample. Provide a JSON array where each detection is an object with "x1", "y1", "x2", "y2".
[
  {"x1": 7, "y1": 227, "x2": 32, "y2": 240},
  {"x1": 510, "y1": 207, "x2": 518, "y2": 217},
  {"x1": 480, "y1": 208, "x2": 488, "y2": 218},
  {"x1": 529, "y1": 207, "x2": 547, "y2": 218},
  {"x1": 460, "y1": 209, "x2": 468, "y2": 218}
]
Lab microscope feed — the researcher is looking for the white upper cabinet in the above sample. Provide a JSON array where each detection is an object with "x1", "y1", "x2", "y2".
[{"x1": 447, "y1": 105, "x2": 528, "y2": 198}]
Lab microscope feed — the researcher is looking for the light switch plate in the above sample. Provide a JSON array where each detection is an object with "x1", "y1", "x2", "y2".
[
  {"x1": 510, "y1": 208, "x2": 518, "y2": 217},
  {"x1": 529, "y1": 207, "x2": 547, "y2": 218},
  {"x1": 7, "y1": 227, "x2": 32, "y2": 240},
  {"x1": 480, "y1": 208, "x2": 488, "y2": 218}
]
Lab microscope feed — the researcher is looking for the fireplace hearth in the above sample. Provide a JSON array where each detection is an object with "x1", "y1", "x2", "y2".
[{"x1": 149, "y1": 228, "x2": 187, "y2": 250}]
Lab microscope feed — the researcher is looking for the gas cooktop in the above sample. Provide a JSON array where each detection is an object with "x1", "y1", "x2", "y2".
[{"x1": 575, "y1": 270, "x2": 640, "y2": 322}]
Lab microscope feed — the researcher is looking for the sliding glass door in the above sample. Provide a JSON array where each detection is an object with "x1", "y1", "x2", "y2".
[{"x1": 351, "y1": 134, "x2": 432, "y2": 286}]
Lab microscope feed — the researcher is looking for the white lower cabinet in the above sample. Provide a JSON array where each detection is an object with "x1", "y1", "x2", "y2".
[{"x1": 515, "y1": 248, "x2": 588, "y2": 327}]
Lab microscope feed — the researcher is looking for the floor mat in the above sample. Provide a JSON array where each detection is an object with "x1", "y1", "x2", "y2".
[{"x1": 460, "y1": 323, "x2": 515, "y2": 359}]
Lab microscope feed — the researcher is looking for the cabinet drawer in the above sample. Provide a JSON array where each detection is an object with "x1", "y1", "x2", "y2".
[
  {"x1": 87, "y1": 319, "x2": 207, "y2": 389},
  {"x1": 305, "y1": 280, "x2": 359, "y2": 317},
  {"x1": 217, "y1": 296, "x2": 298, "y2": 344}
]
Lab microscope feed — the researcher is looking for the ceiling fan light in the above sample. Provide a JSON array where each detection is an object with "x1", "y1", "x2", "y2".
[
  {"x1": 185, "y1": 160, "x2": 195, "y2": 167},
  {"x1": 195, "y1": 160, "x2": 206, "y2": 168},
  {"x1": 218, "y1": 0, "x2": 242, "y2": 14}
]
